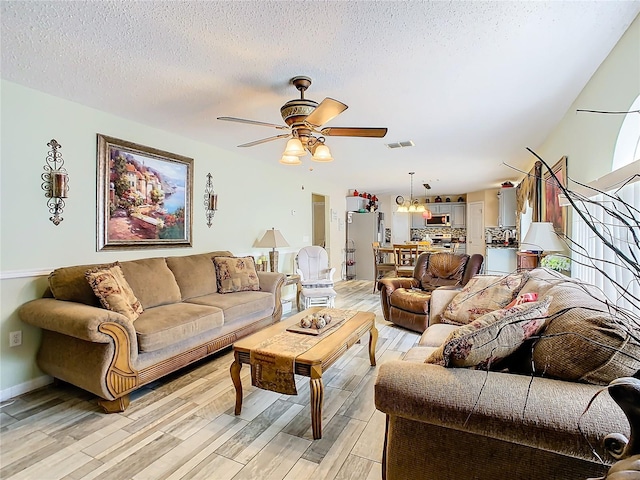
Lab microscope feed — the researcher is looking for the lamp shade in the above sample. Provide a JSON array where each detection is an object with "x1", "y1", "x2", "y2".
[
  {"x1": 312, "y1": 144, "x2": 333, "y2": 162},
  {"x1": 521, "y1": 222, "x2": 565, "y2": 253},
  {"x1": 283, "y1": 138, "x2": 306, "y2": 156},
  {"x1": 279, "y1": 155, "x2": 302, "y2": 165},
  {"x1": 256, "y1": 228, "x2": 290, "y2": 249},
  {"x1": 256, "y1": 228, "x2": 289, "y2": 273}
]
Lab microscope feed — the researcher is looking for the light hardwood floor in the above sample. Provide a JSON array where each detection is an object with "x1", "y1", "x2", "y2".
[{"x1": 0, "y1": 280, "x2": 420, "y2": 480}]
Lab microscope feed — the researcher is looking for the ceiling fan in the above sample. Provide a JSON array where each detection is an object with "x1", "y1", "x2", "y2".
[{"x1": 217, "y1": 76, "x2": 388, "y2": 163}]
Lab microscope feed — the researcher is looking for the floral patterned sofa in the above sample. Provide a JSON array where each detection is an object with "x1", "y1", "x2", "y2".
[
  {"x1": 19, "y1": 251, "x2": 284, "y2": 412},
  {"x1": 375, "y1": 268, "x2": 640, "y2": 479}
]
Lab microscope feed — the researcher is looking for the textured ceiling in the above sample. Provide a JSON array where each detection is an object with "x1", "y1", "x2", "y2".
[{"x1": 2, "y1": 1, "x2": 638, "y2": 197}]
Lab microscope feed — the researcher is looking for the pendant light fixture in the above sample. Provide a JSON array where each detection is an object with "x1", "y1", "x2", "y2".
[
  {"x1": 397, "y1": 172, "x2": 426, "y2": 213},
  {"x1": 422, "y1": 183, "x2": 432, "y2": 219}
]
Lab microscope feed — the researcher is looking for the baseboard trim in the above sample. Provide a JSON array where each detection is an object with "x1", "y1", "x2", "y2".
[{"x1": 0, "y1": 375, "x2": 53, "y2": 402}]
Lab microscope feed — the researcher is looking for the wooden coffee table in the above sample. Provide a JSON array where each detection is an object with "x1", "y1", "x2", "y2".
[{"x1": 230, "y1": 308, "x2": 377, "y2": 439}]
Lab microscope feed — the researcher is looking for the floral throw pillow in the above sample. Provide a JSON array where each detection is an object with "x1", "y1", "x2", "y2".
[
  {"x1": 426, "y1": 295, "x2": 551, "y2": 369},
  {"x1": 213, "y1": 256, "x2": 260, "y2": 293},
  {"x1": 85, "y1": 262, "x2": 144, "y2": 322},
  {"x1": 442, "y1": 273, "x2": 528, "y2": 325}
]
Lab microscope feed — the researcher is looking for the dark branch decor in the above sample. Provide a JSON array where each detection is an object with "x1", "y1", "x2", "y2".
[{"x1": 525, "y1": 148, "x2": 640, "y2": 479}]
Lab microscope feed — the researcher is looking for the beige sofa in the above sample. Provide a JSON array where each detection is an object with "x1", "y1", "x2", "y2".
[
  {"x1": 375, "y1": 268, "x2": 639, "y2": 479},
  {"x1": 19, "y1": 251, "x2": 284, "y2": 412}
]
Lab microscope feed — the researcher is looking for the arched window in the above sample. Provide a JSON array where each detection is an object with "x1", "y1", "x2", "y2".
[{"x1": 612, "y1": 94, "x2": 640, "y2": 170}]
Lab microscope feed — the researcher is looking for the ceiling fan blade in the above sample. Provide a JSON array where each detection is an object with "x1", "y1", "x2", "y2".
[
  {"x1": 320, "y1": 127, "x2": 388, "y2": 138},
  {"x1": 218, "y1": 116, "x2": 290, "y2": 130},
  {"x1": 238, "y1": 133, "x2": 291, "y2": 147},
  {"x1": 304, "y1": 98, "x2": 348, "y2": 127}
]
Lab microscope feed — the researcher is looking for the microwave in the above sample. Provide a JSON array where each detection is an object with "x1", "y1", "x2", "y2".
[{"x1": 426, "y1": 214, "x2": 450, "y2": 226}]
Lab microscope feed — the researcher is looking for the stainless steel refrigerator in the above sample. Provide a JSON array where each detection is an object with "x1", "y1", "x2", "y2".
[{"x1": 346, "y1": 212, "x2": 385, "y2": 281}]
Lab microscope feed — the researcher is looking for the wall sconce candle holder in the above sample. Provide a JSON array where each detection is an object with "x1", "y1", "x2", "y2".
[
  {"x1": 204, "y1": 173, "x2": 218, "y2": 228},
  {"x1": 41, "y1": 139, "x2": 68, "y2": 225}
]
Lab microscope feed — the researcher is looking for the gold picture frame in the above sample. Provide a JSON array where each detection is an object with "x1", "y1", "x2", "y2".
[
  {"x1": 542, "y1": 155, "x2": 568, "y2": 236},
  {"x1": 97, "y1": 134, "x2": 193, "y2": 250}
]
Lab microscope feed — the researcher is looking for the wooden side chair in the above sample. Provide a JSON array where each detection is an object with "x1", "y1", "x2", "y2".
[
  {"x1": 373, "y1": 242, "x2": 396, "y2": 293},
  {"x1": 393, "y1": 243, "x2": 419, "y2": 277}
]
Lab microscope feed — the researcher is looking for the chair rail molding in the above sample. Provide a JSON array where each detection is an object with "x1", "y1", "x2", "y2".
[{"x1": 0, "y1": 268, "x2": 53, "y2": 280}]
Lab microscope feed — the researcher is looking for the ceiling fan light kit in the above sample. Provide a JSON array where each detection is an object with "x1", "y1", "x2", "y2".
[
  {"x1": 283, "y1": 138, "x2": 306, "y2": 156},
  {"x1": 311, "y1": 144, "x2": 333, "y2": 162},
  {"x1": 279, "y1": 155, "x2": 302, "y2": 166},
  {"x1": 218, "y1": 76, "x2": 387, "y2": 165}
]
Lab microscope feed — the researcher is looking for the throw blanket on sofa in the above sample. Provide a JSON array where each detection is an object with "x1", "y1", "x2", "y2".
[{"x1": 250, "y1": 308, "x2": 357, "y2": 394}]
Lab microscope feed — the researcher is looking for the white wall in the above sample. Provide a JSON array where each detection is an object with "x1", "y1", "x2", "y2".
[
  {"x1": 532, "y1": 15, "x2": 639, "y2": 184},
  {"x1": 0, "y1": 80, "x2": 349, "y2": 396}
]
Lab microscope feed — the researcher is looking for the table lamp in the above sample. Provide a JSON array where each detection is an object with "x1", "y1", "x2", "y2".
[
  {"x1": 256, "y1": 227, "x2": 290, "y2": 272},
  {"x1": 521, "y1": 222, "x2": 565, "y2": 257}
]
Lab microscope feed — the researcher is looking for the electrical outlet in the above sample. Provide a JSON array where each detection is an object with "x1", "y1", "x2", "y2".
[{"x1": 9, "y1": 331, "x2": 22, "y2": 347}]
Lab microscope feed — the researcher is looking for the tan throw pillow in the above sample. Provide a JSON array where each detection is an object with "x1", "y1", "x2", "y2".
[
  {"x1": 85, "y1": 262, "x2": 144, "y2": 322},
  {"x1": 532, "y1": 285, "x2": 640, "y2": 385},
  {"x1": 443, "y1": 273, "x2": 528, "y2": 325},
  {"x1": 212, "y1": 256, "x2": 260, "y2": 294},
  {"x1": 426, "y1": 296, "x2": 551, "y2": 369},
  {"x1": 49, "y1": 263, "x2": 105, "y2": 307}
]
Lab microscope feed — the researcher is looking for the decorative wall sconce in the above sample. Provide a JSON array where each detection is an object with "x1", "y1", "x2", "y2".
[
  {"x1": 41, "y1": 139, "x2": 68, "y2": 225},
  {"x1": 204, "y1": 173, "x2": 218, "y2": 228}
]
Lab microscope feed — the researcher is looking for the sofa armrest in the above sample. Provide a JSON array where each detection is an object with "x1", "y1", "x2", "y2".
[
  {"x1": 378, "y1": 277, "x2": 419, "y2": 322},
  {"x1": 375, "y1": 361, "x2": 625, "y2": 464},
  {"x1": 257, "y1": 272, "x2": 285, "y2": 294},
  {"x1": 428, "y1": 287, "x2": 460, "y2": 325},
  {"x1": 378, "y1": 277, "x2": 418, "y2": 295},
  {"x1": 18, "y1": 298, "x2": 136, "y2": 344}
]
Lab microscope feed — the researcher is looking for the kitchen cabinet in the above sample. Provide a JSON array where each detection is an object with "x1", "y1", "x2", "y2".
[
  {"x1": 346, "y1": 196, "x2": 367, "y2": 212},
  {"x1": 411, "y1": 213, "x2": 426, "y2": 228},
  {"x1": 451, "y1": 204, "x2": 466, "y2": 227},
  {"x1": 486, "y1": 246, "x2": 517, "y2": 275},
  {"x1": 409, "y1": 202, "x2": 466, "y2": 229},
  {"x1": 497, "y1": 188, "x2": 517, "y2": 227},
  {"x1": 430, "y1": 204, "x2": 452, "y2": 215}
]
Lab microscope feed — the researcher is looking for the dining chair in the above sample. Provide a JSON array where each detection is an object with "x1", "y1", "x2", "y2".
[
  {"x1": 393, "y1": 243, "x2": 419, "y2": 277},
  {"x1": 372, "y1": 242, "x2": 396, "y2": 293}
]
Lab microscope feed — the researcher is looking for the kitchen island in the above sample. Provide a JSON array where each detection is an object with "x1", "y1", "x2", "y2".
[{"x1": 485, "y1": 244, "x2": 518, "y2": 274}]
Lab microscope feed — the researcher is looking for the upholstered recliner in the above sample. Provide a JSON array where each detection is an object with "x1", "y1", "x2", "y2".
[{"x1": 378, "y1": 252, "x2": 484, "y2": 332}]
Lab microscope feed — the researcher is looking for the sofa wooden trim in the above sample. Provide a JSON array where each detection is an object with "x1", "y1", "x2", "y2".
[
  {"x1": 95, "y1": 311, "x2": 282, "y2": 413},
  {"x1": 98, "y1": 322, "x2": 138, "y2": 398}
]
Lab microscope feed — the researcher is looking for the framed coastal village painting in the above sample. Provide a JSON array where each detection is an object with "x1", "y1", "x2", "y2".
[
  {"x1": 97, "y1": 134, "x2": 193, "y2": 250},
  {"x1": 542, "y1": 155, "x2": 568, "y2": 236}
]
